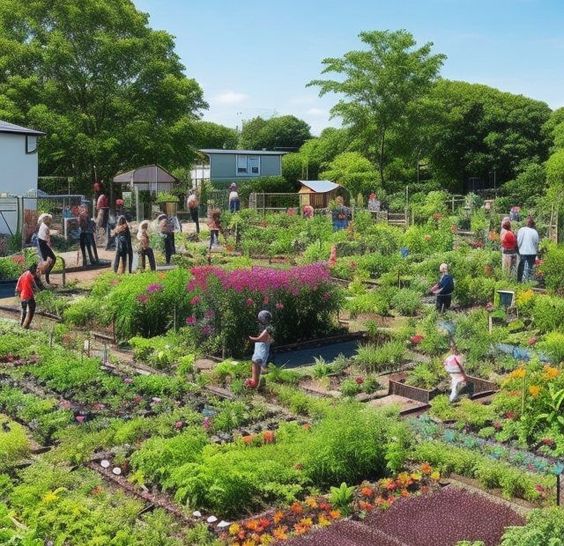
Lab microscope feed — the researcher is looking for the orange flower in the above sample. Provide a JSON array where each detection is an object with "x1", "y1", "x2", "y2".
[
  {"x1": 290, "y1": 502, "x2": 303, "y2": 515},
  {"x1": 272, "y1": 511, "x2": 284, "y2": 525},
  {"x1": 543, "y1": 366, "x2": 560, "y2": 380},
  {"x1": 319, "y1": 501, "x2": 332, "y2": 512},
  {"x1": 510, "y1": 367, "x2": 526, "y2": 379},
  {"x1": 305, "y1": 496, "x2": 318, "y2": 509},
  {"x1": 360, "y1": 486, "x2": 374, "y2": 498},
  {"x1": 272, "y1": 527, "x2": 288, "y2": 541},
  {"x1": 317, "y1": 514, "x2": 331, "y2": 527},
  {"x1": 528, "y1": 385, "x2": 541, "y2": 397},
  {"x1": 396, "y1": 472, "x2": 412, "y2": 487},
  {"x1": 400, "y1": 489, "x2": 410, "y2": 497},
  {"x1": 358, "y1": 501, "x2": 374, "y2": 511},
  {"x1": 242, "y1": 540, "x2": 257, "y2": 546},
  {"x1": 242, "y1": 435, "x2": 254, "y2": 445},
  {"x1": 420, "y1": 463, "x2": 433, "y2": 475},
  {"x1": 293, "y1": 524, "x2": 308, "y2": 536},
  {"x1": 329, "y1": 510, "x2": 341, "y2": 520},
  {"x1": 258, "y1": 518, "x2": 271, "y2": 531},
  {"x1": 302, "y1": 423, "x2": 311, "y2": 431},
  {"x1": 298, "y1": 517, "x2": 313, "y2": 528},
  {"x1": 245, "y1": 519, "x2": 260, "y2": 532}
]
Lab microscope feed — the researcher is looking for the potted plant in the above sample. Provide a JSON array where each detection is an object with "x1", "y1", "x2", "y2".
[{"x1": 155, "y1": 192, "x2": 179, "y2": 216}]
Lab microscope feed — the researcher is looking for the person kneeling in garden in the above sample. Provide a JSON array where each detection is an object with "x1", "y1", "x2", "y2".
[
  {"x1": 245, "y1": 310, "x2": 274, "y2": 389},
  {"x1": 443, "y1": 344, "x2": 468, "y2": 403},
  {"x1": 15, "y1": 263, "x2": 43, "y2": 329},
  {"x1": 430, "y1": 263, "x2": 454, "y2": 312}
]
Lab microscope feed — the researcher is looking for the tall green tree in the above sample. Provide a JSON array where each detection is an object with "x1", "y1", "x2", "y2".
[
  {"x1": 192, "y1": 121, "x2": 238, "y2": 150},
  {"x1": 0, "y1": 0, "x2": 207, "y2": 190},
  {"x1": 308, "y1": 29, "x2": 445, "y2": 183},
  {"x1": 320, "y1": 151, "x2": 379, "y2": 197},
  {"x1": 239, "y1": 115, "x2": 311, "y2": 151},
  {"x1": 426, "y1": 81, "x2": 551, "y2": 191}
]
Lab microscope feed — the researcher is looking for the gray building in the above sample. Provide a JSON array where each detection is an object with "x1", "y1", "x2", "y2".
[{"x1": 199, "y1": 149, "x2": 285, "y2": 187}]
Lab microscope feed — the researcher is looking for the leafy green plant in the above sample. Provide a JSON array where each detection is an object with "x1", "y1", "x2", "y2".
[
  {"x1": 391, "y1": 288, "x2": 422, "y2": 316},
  {"x1": 355, "y1": 340, "x2": 405, "y2": 372},
  {"x1": 340, "y1": 378, "x2": 362, "y2": 397},
  {"x1": 500, "y1": 507, "x2": 564, "y2": 546},
  {"x1": 0, "y1": 419, "x2": 30, "y2": 471},
  {"x1": 329, "y1": 482, "x2": 355, "y2": 515}
]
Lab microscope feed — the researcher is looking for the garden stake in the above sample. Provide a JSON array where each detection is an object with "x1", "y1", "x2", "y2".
[
  {"x1": 558, "y1": 473, "x2": 561, "y2": 506},
  {"x1": 49, "y1": 326, "x2": 54, "y2": 348}
]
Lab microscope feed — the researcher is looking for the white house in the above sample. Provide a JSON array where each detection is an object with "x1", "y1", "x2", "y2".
[{"x1": 0, "y1": 120, "x2": 45, "y2": 235}]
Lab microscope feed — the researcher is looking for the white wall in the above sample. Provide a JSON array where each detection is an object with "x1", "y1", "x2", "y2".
[{"x1": 0, "y1": 133, "x2": 38, "y2": 235}]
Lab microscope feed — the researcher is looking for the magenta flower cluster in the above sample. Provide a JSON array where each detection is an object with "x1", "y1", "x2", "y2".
[
  {"x1": 146, "y1": 283, "x2": 163, "y2": 294},
  {"x1": 187, "y1": 263, "x2": 331, "y2": 295}
]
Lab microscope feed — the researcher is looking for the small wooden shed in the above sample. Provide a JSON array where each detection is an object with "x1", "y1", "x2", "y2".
[{"x1": 298, "y1": 180, "x2": 342, "y2": 209}]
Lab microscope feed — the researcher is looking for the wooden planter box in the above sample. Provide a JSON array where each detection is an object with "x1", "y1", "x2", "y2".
[{"x1": 388, "y1": 372, "x2": 498, "y2": 403}]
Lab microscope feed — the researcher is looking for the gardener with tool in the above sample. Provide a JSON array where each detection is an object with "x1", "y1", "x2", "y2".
[
  {"x1": 15, "y1": 263, "x2": 43, "y2": 329},
  {"x1": 430, "y1": 263, "x2": 454, "y2": 312},
  {"x1": 443, "y1": 343, "x2": 468, "y2": 403},
  {"x1": 245, "y1": 310, "x2": 274, "y2": 389}
]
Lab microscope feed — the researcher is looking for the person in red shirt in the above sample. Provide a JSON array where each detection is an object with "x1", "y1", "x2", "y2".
[
  {"x1": 95, "y1": 192, "x2": 109, "y2": 229},
  {"x1": 15, "y1": 263, "x2": 42, "y2": 329},
  {"x1": 500, "y1": 219, "x2": 517, "y2": 278}
]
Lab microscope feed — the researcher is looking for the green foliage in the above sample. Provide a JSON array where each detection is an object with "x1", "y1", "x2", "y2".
[
  {"x1": 0, "y1": 0, "x2": 206, "y2": 187},
  {"x1": 538, "y1": 331, "x2": 564, "y2": 363},
  {"x1": 329, "y1": 482, "x2": 355, "y2": 515},
  {"x1": 391, "y1": 288, "x2": 422, "y2": 316},
  {"x1": 239, "y1": 114, "x2": 311, "y2": 151},
  {"x1": 539, "y1": 242, "x2": 564, "y2": 294},
  {"x1": 532, "y1": 295, "x2": 564, "y2": 333},
  {"x1": 355, "y1": 340, "x2": 406, "y2": 372},
  {"x1": 500, "y1": 508, "x2": 564, "y2": 546},
  {"x1": 0, "y1": 418, "x2": 30, "y2": 471},
  {"x1": 320, "y1": 151, "x2": 380, "y2": 197}
]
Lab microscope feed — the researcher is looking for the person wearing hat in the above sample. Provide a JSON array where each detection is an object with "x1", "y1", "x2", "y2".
[
  {"x1": 430, "y1": 263, "x2": 454, "y2": 312},
  {"x1": 137, "y1": 220, "x2": 155, "y2": 271},
  {"x1": 112, "y1": 215, "x2": 133, "y2": 274},
  {"x1": 37, "y1": 213, "x2": 56, "y2": 286},
  {"x1": 228, "y1": 183, "x2": 240, "y2": 213},
  {"x1": 245, "y1": 310, "x2": 274, "y2": 389}
]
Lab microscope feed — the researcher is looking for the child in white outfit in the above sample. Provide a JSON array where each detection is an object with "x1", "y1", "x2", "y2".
[
  {"x1": 245, "y1": 310, "x2": 274, "y2": 389},
  {"x1": 443, "y1": 344, "x2": 468, "y2": 403}
]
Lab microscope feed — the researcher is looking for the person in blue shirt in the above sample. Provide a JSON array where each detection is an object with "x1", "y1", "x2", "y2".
[{"x1": 430, "y1": 263, "x2": 454, "y2": 312}]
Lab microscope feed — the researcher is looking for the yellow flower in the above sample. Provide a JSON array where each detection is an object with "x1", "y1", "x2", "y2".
[
  {"x1": 229, "y1": 523, "x2": 241, "y2": 536},
  {"x1": 260, "y1": 534, "x2": 273, "y2": 545},
  {"x1": 510, "y1": 367, "x2": 526, "y2": 379},
  {"x1": 410, "y1": 472, "x2": 422, "y2": 481},
  {"x1": 305, "y1": 496, "x2": 318, "y2": 509},
  {"x1": 516, "y1": 289, "x2": 534, "y2": 307},
  {"x1": 431, "y1": 470, "x2": 440, "y2": 481},
  {"x1": 528, "y1": 385, "x2": 541, "y2": 397},
  {"x1": 318, "y1": 514, "x2": 331, "y2": 527},
  {"x1": 42, "y1": 491, "x2": 59, "y2": 504},
  {"x1": 543, "y1": 366, "x2": 560, "y2": 380}
]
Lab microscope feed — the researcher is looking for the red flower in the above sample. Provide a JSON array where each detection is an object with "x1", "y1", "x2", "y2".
[
  {"x1": 355, "y1": 376, "x2": 364, "y2": 385},
  {"x1": 410, "y1": 334, "x2": 424, "y2": 345}
]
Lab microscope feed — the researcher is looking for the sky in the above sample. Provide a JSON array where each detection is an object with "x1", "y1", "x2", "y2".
[{"x1": 133, "y1": 0, "x2": 564, "y2": 135}]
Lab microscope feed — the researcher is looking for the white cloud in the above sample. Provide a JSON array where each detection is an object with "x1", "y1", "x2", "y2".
[
  {"x1": 305, "y1": 107, "x2": 326, "y2": 117},
  {"x1": 211, "y1": 91, "x2": 249, "y2": 105}
]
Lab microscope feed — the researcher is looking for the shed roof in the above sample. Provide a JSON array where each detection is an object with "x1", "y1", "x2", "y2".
[
  {"x1": 0, "y1": 120, "x2": 45, "y2": 136},
  {"x1": 298, "y1": 180, "x2": 340, "y2": 194},
  {"x1": 113, "y1": 164, "x2": 178, "y2": 185},
  {"x1": 200, "y1": 149, "x2": 286, "y2": 156}
]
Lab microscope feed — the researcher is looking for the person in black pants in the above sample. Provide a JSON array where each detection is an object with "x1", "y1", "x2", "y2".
[
  {"x1": 158, "y1": 214, "x2": 175, "y2": 265},
  {"x1": 78, "y1": 206, "x2": 95, "y2": 266},
  {"x1": 37, "y1": 213, "x2": 56, "y2": 286},
  {"x1": 112, "y1": 216, "x2": 133, "y2": 274},
  {"x1": 187, "y1": 191, "x2": 200, "y2": 234},
  {"x1": 431, "y1": 263, "x2": 454, "y2": 312}
]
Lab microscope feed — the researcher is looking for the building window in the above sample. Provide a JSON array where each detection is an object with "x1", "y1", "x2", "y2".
[
  {"x1": 26, "y1": 135, "x2": 38, "y2": 154},
  {"x1": 236, "y1": 154, "x2": 260, "y2": 176}
]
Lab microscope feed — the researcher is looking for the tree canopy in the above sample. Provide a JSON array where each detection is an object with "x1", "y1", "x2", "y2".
[
  {"x1": 320, "y1": 152, "x2": 379, "y2": 197},
  {"x1": 0, "y1": 0, "x2": 206, "y2": 189},
  {"x1": 239, "y1": 115, "x2": 311, "y2": 151},
  {"x1": 308, "y1": 29, "x2": 445, "y2": 184}
]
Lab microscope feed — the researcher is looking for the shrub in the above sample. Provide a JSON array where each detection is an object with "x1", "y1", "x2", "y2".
[
  {"x1": 0, "y1": 419, "x2": 30, "y2": 471},
  {"x1": 539, "y1": 242, "x2": 564, "y2": 294},
  {"x1": 500, "y1": 508, "x2": 564, "y2": 546},
  {"x1": 391, "y1": 288, "x2": 422, "y2": 316},
  {"x1": 532, "y1": 295, "x2": 564, "y2": 333},
  {"x1": 538, "y1": 331, "x2": 564, "y2": 363},
  {"x1": 355, "y1": 340, "x2": 406, "y2": 372}
]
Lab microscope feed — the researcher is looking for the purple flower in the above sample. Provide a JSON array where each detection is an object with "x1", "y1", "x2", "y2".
[
  {"x1": 275, "y1": 302, "x2": 284, "y2": 309},
  {"x1": 246, "y1": 298, "x2": 254, "y2": 307},
  {"x1": 137, "y1": 294, "x2": 149, "y2": 304},
  {"x1": 204, "y1": 309, "x2": 215, "y2": 319},
  {"x1": 202, "y1": 324, "x2": 214, "y2": 336},
  {"x1": 147, "y1": 283, "x2": 163, "y2": 294},
  {"x1": 186, "y1": 316, "x2": 197, "y2": 326},
  {"x1": 190, "y1": 295, "x2": 201, "y2": 305}
]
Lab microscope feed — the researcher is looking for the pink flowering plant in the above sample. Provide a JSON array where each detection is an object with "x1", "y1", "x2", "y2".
[{"x1": 186, "y1": 263, "x2": 342, "y2": 356}]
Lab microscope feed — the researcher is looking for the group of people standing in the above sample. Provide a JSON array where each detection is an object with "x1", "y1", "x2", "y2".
[{"x1": 500, "y1": 215, "x2": 539, "y2": 282}]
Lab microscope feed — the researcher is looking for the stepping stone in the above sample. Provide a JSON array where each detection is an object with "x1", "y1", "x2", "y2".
[{"x1": 195, "y1": 358, "x2": 217, "y2": 371}]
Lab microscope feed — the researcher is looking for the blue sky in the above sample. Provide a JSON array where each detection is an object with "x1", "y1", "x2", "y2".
[{"x1": 134, "y1": 0, "x2": 564, "y2": 135}]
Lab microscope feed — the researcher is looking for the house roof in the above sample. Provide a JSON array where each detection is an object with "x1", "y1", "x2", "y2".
[
  {"x1": 199, "y1": 149, "x2": 286, "y2": 156},
  {"x1": 298, "y1": 180, "x2": 341, "y2": 193},
  {"x1": 0, "y1": 120, "x2": 45, "y2": 136},
  {"x1": 113, "y1": 164, "x2": 178, "y2": 184}
]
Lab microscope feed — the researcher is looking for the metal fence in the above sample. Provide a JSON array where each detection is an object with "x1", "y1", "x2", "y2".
[{"x1": 248, "y1": 192, "x2": 300, "y2": 213}]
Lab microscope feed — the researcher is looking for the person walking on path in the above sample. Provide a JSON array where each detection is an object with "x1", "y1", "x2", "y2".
[
  {"x1": 245, "y1": 310, "x2": 274, "y2": 389},
  {"x1": 112, "y1": 216, "x2": 133, "y2": 274},
  {"x1": 78, "y1": 206, "x2": 96, "y2": 266},
  {"x1": 500, "y1": 219, "x2": 518, "y2": 278},
  {"x1": 137, "y1": 220, "x2": 156, "y2": 271},
  {"x1": 331, "y1": 196, "x2": 351, "y2": 231},
  {"x1": 15, "y1": 263, "x2": 42, "y2": 329},
  {"x1": 443, "y1": 344, "x2": 468, "y2": 403},
  {"x1": 228, "y1": 183, "x2": 240, "y2": 213},
  {"x1": 430, "y1": 263, "x2": 454, "y2": 312},
  {"x1": 158, "y1": 214, "x2": 176, "y2": 265},
  {"x1": 517, "y1": 216, "x2": 539, "y2": 283},
  {"x1": 187, "y1": 190, "x2": 200, "y2": 234},
  {"x1": 37, "y1": 213, "x2": 56, "y2": 286}
]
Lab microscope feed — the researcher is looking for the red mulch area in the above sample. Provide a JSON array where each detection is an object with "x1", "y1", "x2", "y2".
[
  {"x1": 363, "y1": 487, "x2": 525, "y2": 546},
  {"x1": 285, "y1": 487, "x2": 525, "y2": 546}
]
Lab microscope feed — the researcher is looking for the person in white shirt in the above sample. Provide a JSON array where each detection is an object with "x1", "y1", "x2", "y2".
[
  {"x1": 186, "y1": 190, "x2": 200, "y2": 234},
  {"x1": 37, "y1": 213, "x2": 56, "y2": 286},
  {"x1": 229, "y1": 183, "x2": 240, "y2": 213},
  {"x1": 517, "y1": 216, "x2": 539, "y2": 283}
]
